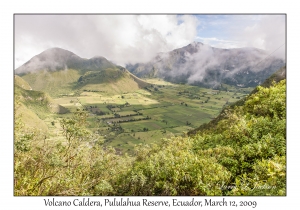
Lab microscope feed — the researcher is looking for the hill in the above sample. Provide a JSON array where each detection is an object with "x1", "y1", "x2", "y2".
[
  {"x1": 15, "y1": 84, "x2": 68, "y2": 116},
  {"x1": 188, "y1": 65, "x2": 286, "y2": 135},
  {"x1": 75, "y1": 67, "x2": 150, "y2": 94},
  {"x1": 14, "y1": 75, "x2": 32, "y2": 90},
  {"x1": 126, "y1": 42, "x2": 285, "y2": 88},
  {"x1": 115, "y1": 77, "x2": 286, "y2": 196},
  {"x1": 15, "y1": 48, "x2": 116, "y2": 74},
  {"x1": 14, "y1": 76, "x2": 69, "y2": 133},
  {"x1": 15, "y1": 98, "x2": 49, "y2": 133},
  {"x1": 15, "y1": 48, "x2": 150, "y2": 97},
  {"x1": 14, "y1": 73, "x2": 286, "y2": 196}
]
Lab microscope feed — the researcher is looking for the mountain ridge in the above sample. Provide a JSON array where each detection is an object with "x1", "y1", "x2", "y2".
[
  {"x1": 15, "y1": 47, "x2": 117, "y2": 74},
  {"x1": 126, "y1": 42, "x2": 285, "y2": 88},
  {"x1": 15, "y1": 48, "x2": 151, "y2": 97}
]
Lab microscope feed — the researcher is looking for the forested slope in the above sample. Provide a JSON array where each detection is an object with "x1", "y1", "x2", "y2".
[
  {"x1": 14, "y1": 77, "x2": 286, "y2": 196},
  {"x1": 119, "y1": 79, "x2": 286, "y2": 195},
  {"x1": 188, "y1": 66, "x2": 286, "y2": 135}
]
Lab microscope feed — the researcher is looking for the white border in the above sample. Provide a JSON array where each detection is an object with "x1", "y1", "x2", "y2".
[{"x1": 1, "y1": 1, "x2": 298, "y2": 209}]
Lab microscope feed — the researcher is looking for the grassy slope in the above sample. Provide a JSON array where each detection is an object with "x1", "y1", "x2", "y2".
[
  {"x1": 21, "y1": 69, "x2": 81, "y2": 97},
  {"x1": 15, "y1": 85, "x2": 68, "y2": 116},
  {"x1": 21, "y1": 68, "x2": 151, "y2": 97},
  {"x1": 15, "y1": 102, "x2": 49, "y2": 133},
  {"x1": 14, "y1": 75, "x2": 32, "y2": 90},
  {"x1": 125, "y1": 69, "x2": 151, "y2": 88},
  {"x1": 188, "y1": 66, "x2": 286, "y2": 135},
  {"x1": 14, "y1": 76, "x2": 69, "y2": 133},
  {"x1": 76, "y1": 69, "x2": 151, "y2": 95}
]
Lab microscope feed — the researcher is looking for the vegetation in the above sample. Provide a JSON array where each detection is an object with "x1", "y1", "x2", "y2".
[
  {"x1": 14, "y1": 75, "x2": 32, "y2": 90},
  {"x1": 20, "y1": 67, "x2": 150, "y2": 97},
  {"x1": 14, "y1": 78, "x2": 286, "y2": 195},
  {"x1": 73, "y1": 81, "x2": 251, "y2": 152},
  {"x1": 21, "y1": 69, "x2": 81, "y2": 97}
]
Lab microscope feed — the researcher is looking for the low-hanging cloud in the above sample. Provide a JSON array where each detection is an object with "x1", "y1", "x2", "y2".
[
  {"x1": 15, "y1": 15, "x2": 198, "y2": 68},
  {"x1": 127, "y1": 41, "x2": 285, "y2": 88}
]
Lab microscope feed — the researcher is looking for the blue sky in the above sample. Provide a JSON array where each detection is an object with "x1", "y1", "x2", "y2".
[{"x1": 194, "y1": 15, "x2": 246, "y2": 49}]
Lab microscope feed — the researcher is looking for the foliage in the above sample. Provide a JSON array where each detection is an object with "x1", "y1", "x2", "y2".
[
  {"x1": 14, "y1": 108, "x2": 132, "y2": 195},
  {"x1": 117, "y1": 138, "x2": 231, "y2": 195},
  {"x1": 14, "y1": 79, "x2": 286, "y2": 196},
  {"x1": 192, "y1": 80, "x2": 286, "y2": 195}
]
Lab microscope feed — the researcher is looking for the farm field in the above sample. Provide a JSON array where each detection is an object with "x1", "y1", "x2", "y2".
[{"x1": 52, "y1": 79, "x2": 252, "y2": 153}]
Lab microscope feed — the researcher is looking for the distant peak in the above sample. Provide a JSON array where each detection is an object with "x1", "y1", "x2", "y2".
[
  {"x1": 90, "y1": 55, "x2": 106, "y2": 60},
  {"x1": 41, "y1": 47, "x2": 76, "y2": 55},
  {"x1": 190, "y1": 41, "x2": 204, "y2": 46}
]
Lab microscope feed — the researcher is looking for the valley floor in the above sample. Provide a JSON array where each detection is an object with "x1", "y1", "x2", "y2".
[{"x1": 48, "y1": 79, "x2": 252, "y2": 154}]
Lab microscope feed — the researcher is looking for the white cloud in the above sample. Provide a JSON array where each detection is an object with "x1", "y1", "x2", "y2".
[
  {"x1": 15, "y1": 15, "x2": 285, "y2": 68},
  {"x1": 15, "y1": 15, "x2": 198, "y2": 68},
  {"x1": 234, "y1": 15, "x2": 286, "y2": 60},
  {"x1": 196, "y1": 36, "x2": 242, "y2": 49},
  {"x1": 195, "y1": 15, "x2": 286, "y2": 60}
]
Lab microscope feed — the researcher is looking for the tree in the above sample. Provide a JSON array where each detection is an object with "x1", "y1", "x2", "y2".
[{"x1": 60, "y1": 109, "x2": 90, "y2": 167}]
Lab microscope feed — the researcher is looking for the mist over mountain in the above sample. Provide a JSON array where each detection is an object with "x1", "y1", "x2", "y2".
[
  {"x1": 15, "y1": 44, "x2": 285, "y2": 91},
  {"x1": 15, "y1": 47, "x2": 117, "y2": 74},
  {"x1": 126, "y1": 42, "x2": 285, "y2": 88}
]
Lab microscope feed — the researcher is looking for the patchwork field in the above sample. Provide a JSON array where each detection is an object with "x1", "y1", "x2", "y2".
[{"x1": 51, "y1": 79, "x2": 252, "y2": 153}]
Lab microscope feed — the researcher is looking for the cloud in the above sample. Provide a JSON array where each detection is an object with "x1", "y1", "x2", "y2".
[
  {"x1": 237, "y1": 15, "x2": 286, "y2": 60},
  {"x1": 130, "y1": 41, "x2": 284, "y2": 88},
  {"x1": 15, "y1": 15, "x2": 198, "y2": 68},
  {"x1": 195, "y1": 15, "x2": 286, "y2": 60},
  {"x1": 15, "y1": 15, "x2": 285, "y2": 69},
  {"x1": 195, "y1": 36, "x2": 242, "y2": 49}
]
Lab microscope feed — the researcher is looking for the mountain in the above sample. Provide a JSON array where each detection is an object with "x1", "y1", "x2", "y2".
[
  {"x1": 15, "y1": 48, "x2": 117, "y2": 74},
  {"x1": 15, "y1": 48, "x2": 150, "y2": 97},
  {"x1": 126, "y1": 42, "x2": 285, "y2": 88}
]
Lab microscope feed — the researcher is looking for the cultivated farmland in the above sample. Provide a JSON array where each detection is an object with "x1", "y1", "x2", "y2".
[{"x1": 52, "y1": 79, "x2": 252, "y2": 153}]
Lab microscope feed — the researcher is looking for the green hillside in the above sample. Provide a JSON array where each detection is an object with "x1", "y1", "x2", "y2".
[
  {"x1": 14, "y1": 76, "x2": 286, "y2": 196},
  {"x1": 14, "y1": 75, "x2": 32, "y2": 90},
  {"x1": 16, "y1": 48, "x2": 150, "y2": 97},
  {"x1": 126, "y1": 69, "x2": 150, "y2": 88},
  {"x1": 117, "y1": 79, "x2": 286, "y2": 196},
  {"x1": 15, "y1": 85, "x2": 68, "y2": 117},
  {"x1": 14, "y1": 76, "x2": 69, "y2": 135},
  {"x1": 75, "y1": 68, "x2": 150, "y2": 95},
  {"x1": 14, "y1": 101, "x2": 49, "y2": 133},
  {"x1": 188, "y1": 66, "x2": 286, "y2": 135},
  {"x1": 20, "y1": 69, "x2": 81, "y2": 97},
  {"x1": 20, "y1": 67, "x2": 150, "y2": 97}
]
